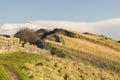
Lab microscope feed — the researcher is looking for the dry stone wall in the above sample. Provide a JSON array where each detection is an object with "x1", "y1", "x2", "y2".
[{"x1": 0, "y1": 36, "x2": 50, "y2": 54}]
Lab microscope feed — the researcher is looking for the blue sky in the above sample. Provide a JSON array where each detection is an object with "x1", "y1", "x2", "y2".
[{"x1": 0, "y1": 0, "x2": 120, "y2": 23}]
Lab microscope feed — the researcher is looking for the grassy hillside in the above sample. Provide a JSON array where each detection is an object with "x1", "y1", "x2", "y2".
[
  {"x1": 0, "y1": 51, "x2": 120, "y2": 80},
  {"x1": 44, "y1": 35, "x2": 120, "y2": 79},
  {"x1": 0, "y1": 29, "x2": 120, "y2": 80},
  {"x1": 0, "y1": 51, "x2": 43, "y2": 80},
  {"x1": 23, "y1": 55, "x2": 120, "y2": 80}
]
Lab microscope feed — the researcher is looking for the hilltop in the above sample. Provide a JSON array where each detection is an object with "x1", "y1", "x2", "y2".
[{"x1": 0, "y1": 28, "x2": 120, "y2": 80}]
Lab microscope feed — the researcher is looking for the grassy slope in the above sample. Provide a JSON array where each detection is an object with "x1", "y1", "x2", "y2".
[
  {"x1": 0, "y1": 51, "x2": 43, "y2": 80},
  {"x1": 59, "y1": 35, "x2": 120, "y2": 73},
  {"x1": 1, "y1": 49, "x2": 120, "y2": 80},
  {"x1": 68, "y1": 30, "x2": 120, "y2": 52},
  {"x1": 44, "y1": 35, "x2": 120, "y2": 79},
  {"x1": 23, "y1": 55, "x2": 120, "y2": 80},
  {"x1": 0, "y1": 31, "x2": 120, "y2": 80}
]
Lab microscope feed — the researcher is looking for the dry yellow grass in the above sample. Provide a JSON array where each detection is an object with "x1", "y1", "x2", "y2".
[
  {"x1": 66, "y1": 30, "x2": 120, "y2": 52},
  {"x1": 60, "y1": 35, "x2": 120, "y2": 62},
  {"x1": 44, "y1": 35, "x2": 120, "y2": 79},
  {"x1": 22, "y1": 55, "x2": 120, "y2": 80}
]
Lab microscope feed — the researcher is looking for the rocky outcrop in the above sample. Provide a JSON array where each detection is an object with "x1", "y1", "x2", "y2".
[
  {"x1": 36, "y1": 28, "x2": 76, "y2": 39},
  {"x1": 35, "y1": 28, "x2": 77, "y2": 43}
]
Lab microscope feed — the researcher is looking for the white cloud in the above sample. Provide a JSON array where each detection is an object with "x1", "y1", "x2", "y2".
[
  {"x1": 0, "y1": 23, "x2": 44, "y2": 35},
  {"x1": 0, "y1": 18, "x2": 120, "y2": 40}
]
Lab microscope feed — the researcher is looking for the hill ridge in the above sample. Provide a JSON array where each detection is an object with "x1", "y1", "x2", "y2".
[{"x1": 0, "y1": 28, "x2": 120, "y2": 80}]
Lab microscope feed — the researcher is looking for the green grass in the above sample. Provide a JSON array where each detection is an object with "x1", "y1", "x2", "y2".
[
  {"x1": 0, "y1": 65, "x2": 10, "y2": 80},
  {"x1": 0, "y1": 51, "x2": 44, "y2": 80}
]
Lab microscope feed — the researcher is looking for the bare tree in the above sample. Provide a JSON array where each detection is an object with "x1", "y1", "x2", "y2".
[{"x1": 14, "y1": 28, "x2": 40, "y2": 45}]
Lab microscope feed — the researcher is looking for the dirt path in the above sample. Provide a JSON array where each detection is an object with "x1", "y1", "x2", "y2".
[{"x1": 4, "y1": 65, "x2": 20, "y2": 80}]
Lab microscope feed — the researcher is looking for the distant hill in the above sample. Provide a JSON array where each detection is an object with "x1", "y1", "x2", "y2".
[{"x1": 0, "y1": 28, "x2": 120, "y2": 80}]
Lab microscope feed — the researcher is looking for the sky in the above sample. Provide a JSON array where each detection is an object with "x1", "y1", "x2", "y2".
[
  {"x1": 0, "y1": 0, "x2": 120, "y2": 40},
  {"x1": 0, "y1": 0, "x2": 120, "y2": 23}
]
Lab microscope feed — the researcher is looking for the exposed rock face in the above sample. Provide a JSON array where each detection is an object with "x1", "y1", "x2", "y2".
[
  {"x1": 35, "y1": 28, "x2": 76, "y2": 43},
  {"x1": 0, "y1": 36, "x2": 50, "y2": 54},
  {"x1": 35, "y1": 40, "x2": 50, "y2": 50},
  {"x1": 35, "y1": 29, "x2": 51, "y2": 39},
  {"x1": 37, "y1": 28, "x2": 75, "y2": 39}
]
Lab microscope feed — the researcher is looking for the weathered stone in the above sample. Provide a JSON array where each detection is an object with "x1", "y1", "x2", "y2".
[{"x1": 0, "y1": 36, "x2": 50, "y2": 54}]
